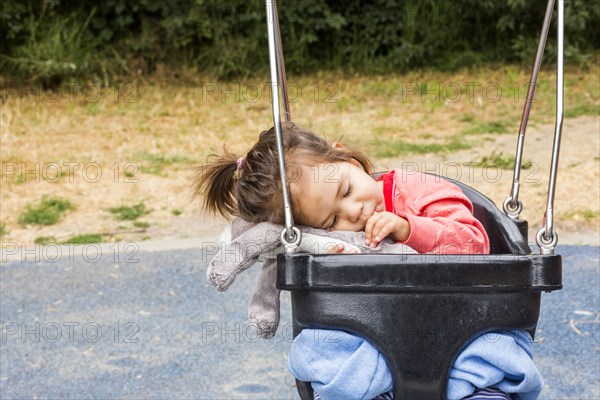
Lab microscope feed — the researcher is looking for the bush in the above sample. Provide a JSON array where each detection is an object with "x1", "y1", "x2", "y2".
[
  {"x1": 1, "y1": 0, "x2": 598, "y2": 83},
  {"x1": 1, "y1": 4, "x2": 101, "y2": 87}
]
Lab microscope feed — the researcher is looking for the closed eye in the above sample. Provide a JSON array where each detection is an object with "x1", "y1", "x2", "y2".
[
  {"x1": 327, "y1": 185, "x2": 352, "y2": 229},
  {"x1": 329, "y1": 182, "x2": 350, "y2": 229},
  {"x1": 343, "y1": 184, "x2": 352, "y2": 198},
  {"x1": 328, "y1": 215, "x2": 338, "y2": 230}
]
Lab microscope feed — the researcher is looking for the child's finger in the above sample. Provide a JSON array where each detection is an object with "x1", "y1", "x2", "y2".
[
  {"x1": 364, "y1": 213, "x2": 381, "y2": 245},
  {"x1": 369, "y1": 218, "x2": 390, "y2": 247}
]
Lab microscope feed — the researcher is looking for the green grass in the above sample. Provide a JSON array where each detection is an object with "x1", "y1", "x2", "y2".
[
  {"x1": 133, "y1": 221, "x2": 150, "y2": 228},
  {"x1": 460, "y1": 114, "x2": 475, "y2": 123},
  {"x1": 563, "y1": 209, "x2": 599, "y2": 222},
  {"x1": 362, "y1": 80, "x2": 401, "y2": 99},
  {"x1": 372, "y1": 135, "x2": 471, "y2": 157},
  {"x1": 18, "y1": 196, "x2": 75, "y2": 226},
  {"x1": 134, "y1": 152, "x2": 192, "y2": 175},
  {"x1": 109, "y1": 202, "x2": 149, "y2": 221},
  {"x1": 0, "y1": 223, "x2": 7, "y2": 238},
  {"x1": 446, "y1": 137, "x2": 472, "y2": 152},
  {"x1": 12, "y1": 168, "x2": 62, "y2": 184},
  {"x1": 171, "y1": 209, "x2": 182, "y2": 216},
  {"x1": 462, "y1": 120, "x2": 510, "y2": 135},
  {"x1": 564, "y1": 104, "x2": 599, "y2": 118},
  {"x1": 473, "y1": 152, "x2": 532, "y2": 170},
  {"x1": 62, "y1": 233, "x2": 103, "y2": 244},
  {"x1": 85, "y1": 102, "x2": 101, "y2": 115},
  {"x1": 34, "y1": 236, "x2": 58, "y2": 245},
  {"x1": 36, "y1": 233, "x2": 104, "y2": 245}
]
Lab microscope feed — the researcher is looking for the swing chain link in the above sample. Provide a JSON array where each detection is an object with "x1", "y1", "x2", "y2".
[
  {"x1": 536, "y1": 228, "x2": 558, "y2": 255},
  {"x1": 281, "y1": 227, "x2": 302, "y2": 253},
  {"x1": 502, "y1": 197, "x2": 523, "y2": 219}
]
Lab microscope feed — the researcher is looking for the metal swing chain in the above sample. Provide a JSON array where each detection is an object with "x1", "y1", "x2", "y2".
[
  {"x1": 265, "y1": 0, "x2": 301, "y2": 253},
  {"x1": 273, "y1": 3, "x2": 291, "y2": 123},
  {"x1": 537, "y1": 0, "x2": 564, "y2": 255},
  {"x1": 503, "y1": 0, "x2": 555, "y2": 219}
]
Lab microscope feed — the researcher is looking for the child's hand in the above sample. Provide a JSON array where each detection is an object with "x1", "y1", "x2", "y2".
[{"x1": 364, "y1": 211, "x2": 410, "y2": 248}]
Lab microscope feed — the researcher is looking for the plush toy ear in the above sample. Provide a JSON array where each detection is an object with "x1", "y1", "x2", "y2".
[
  {"x1": 207, "y1": 221, "x2": 281, "y2": 292},
  {"x1": 248, "y1": 259, "x2": 280, "y2": 339}
]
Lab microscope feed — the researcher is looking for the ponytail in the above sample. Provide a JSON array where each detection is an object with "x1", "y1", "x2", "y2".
[
  {"x1": 192, "y1": 122, "x2": 376, "y2": 225},
  {"x1": 192, "y1": 148, "x2": 240, "y2": 220}
]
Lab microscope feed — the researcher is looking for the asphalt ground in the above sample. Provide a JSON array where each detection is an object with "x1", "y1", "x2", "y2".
[{"x1": 1, "y1": 244, "x2": 598, "y2": 399}]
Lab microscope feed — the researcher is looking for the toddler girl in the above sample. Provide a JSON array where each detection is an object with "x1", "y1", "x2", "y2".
[
  {"x1": 194, "y1": 122, "x2": 488, "y2": 255},
  {"x1": 194, "y1": 122, "x2": 542, "y2": 400}
]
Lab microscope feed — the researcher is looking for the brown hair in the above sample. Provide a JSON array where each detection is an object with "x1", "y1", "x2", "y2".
[{"x1": 192, "y1": 122, "x2": 374, "y2": 224}]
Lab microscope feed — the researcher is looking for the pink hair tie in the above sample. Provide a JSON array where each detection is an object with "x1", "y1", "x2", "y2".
[{"x1": 236, "y1": 157, "x2": 245, "y2": 170}]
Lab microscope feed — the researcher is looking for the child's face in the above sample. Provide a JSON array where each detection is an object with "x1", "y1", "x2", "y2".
[{"x1": 292, "y1": 161, "x2": 386, "y2": 232}]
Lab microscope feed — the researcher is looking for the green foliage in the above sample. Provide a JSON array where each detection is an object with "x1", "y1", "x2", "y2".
[
  {"x1": 462, "y1": 120, "x2": 510, "y2": 135},
  {"x1": 372, "y1": 135, "x2": 470, "y2": 157},
  {"x1": 0, "y1": 222, "x2": 7, "y2": 238},
  {"x1": 134, "y1": 152, "x2": 191, "y2": 176},
  {"x1": 1, "y1": 4, "x2": 101, "y2": 86},
  {"x1": 34, "y1": 236, "x2": 58, "y2": 245},
  {"x1": 563, "y1": 209, "x2": 600, "y2": 223},
  {"x1": 473, "y1": 152, "x2": 532, "y2": 170},
  {"x1": 62, "y1": 233, "x2": 103, "y2": 244},
  {"x1": 109, "y1": 202, "x2": 149, "y2": 221},
  {"x1": 564, "y1": 104, "x2": 600, "y2": 118},
  {"x1": 18, "y1": 196, "x2": 75, "y2": 226},
  {"x1": 1, "y1": 0, "x2": 598, "y2": 82}
]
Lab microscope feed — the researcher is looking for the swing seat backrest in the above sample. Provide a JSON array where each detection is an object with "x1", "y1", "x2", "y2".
[{"x1": 443, "y1": 177, "x2": 530, "y2": 255}]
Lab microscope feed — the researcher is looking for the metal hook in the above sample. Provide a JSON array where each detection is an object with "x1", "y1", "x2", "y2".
[{"x1": 281, "y1": 227, "x2": 302, "y2": 253}]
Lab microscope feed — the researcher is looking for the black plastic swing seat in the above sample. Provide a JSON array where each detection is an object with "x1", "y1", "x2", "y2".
[{"x1": 276, "y1": 177, "x2": 562, "y2": 400}]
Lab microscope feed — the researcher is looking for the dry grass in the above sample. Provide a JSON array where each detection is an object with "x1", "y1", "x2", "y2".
[{"x1": 1, "y1": 64, "x2": 598, "y2": 245}]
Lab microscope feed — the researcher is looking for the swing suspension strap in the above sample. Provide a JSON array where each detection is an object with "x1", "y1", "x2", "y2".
[
  {"x1": 503, "y1": 0, "x2": 555, "y2": 219},
  {"x1": 265, "y1": 0, "x2": 300, "y2": 253},
  {"x1": 504, "y1": 0, "x2": 563, "y2": 254},
  {"x1": 537, "y1": 0, "x2": 564, "y2": 255}
]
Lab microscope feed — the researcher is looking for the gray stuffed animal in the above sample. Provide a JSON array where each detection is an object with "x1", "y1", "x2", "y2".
[{"x1": 207, "y1": 217, "x2": 417, "y2": 339}]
